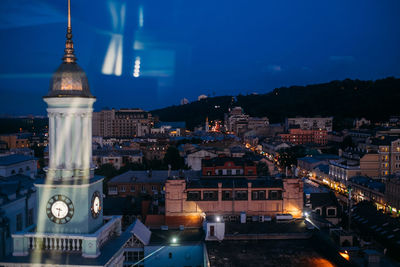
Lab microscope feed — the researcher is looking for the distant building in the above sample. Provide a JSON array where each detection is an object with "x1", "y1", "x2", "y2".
[
  {"x1": 93, "y1": 108, "x2": 153, "y2": 138},
  {"x1": 369, "y1": 136, "x2": 400, "y2": 176},
  {"x1": 186, "y1": 149, "x2": 217, "y2": 171},
  {"x1": 0, "y1": 154, "x2": 37, "y2": 177},
  {"x1": 151, "y1": 121, "x2": 186, "y2": 137},
  {"x1": 354, "y1": 117, "x2": 371, "y2": 129},
  {"x1": 279, "y1": 128, "x2": 328, "y2": 145},
  {"x1": 329, "y1": 159, "x2": 360, "y2": 185},
  {"x1": 349, "y1": 176, "x2": 386, "y2": 210},
  {"x1": 92, "y1": 149, "x2": 143, "y2": 170},
  {"x1": 201, "y1": 156, "x2": 257, "y2": 178},
  {"x1": 285, "y1": 117, "x2": 333, "y2": 132},
  {"x1": 198, "y1": 94, "x2": 208, "y2": 101},
  {"x1": 180, "y1": 97, "x2": 189, "y2": 105},
  {"x1": 384, "y1": 175, "x2": 400, "y2": 214},
  {"x1": 0, "y1": 134, "x2": 30, "y2": 149},
  {"x1": 225, "y1": 107, "x2": 269, "y2": 136}
]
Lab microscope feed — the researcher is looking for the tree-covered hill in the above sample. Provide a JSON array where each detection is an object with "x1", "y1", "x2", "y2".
[{"x1": 151, "y1": 77, "x2": 400, "y2": 130}]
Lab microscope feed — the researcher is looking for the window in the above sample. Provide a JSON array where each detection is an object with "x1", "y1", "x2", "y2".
[
  {"x1": 152, "y1": 185, "x2": 157, "y2": 191},
  {"x1": 16, "y1": 213, "x2": 23, "y2": 231},
  {"x1": 27, "y1": 208, "x2": 34, "y2": 226},
  {"x1": 218, "y1": 170, "x2": 223, "y2": 176},
  {"x1": 203, "y1": 191, "x2": 218, "y2": 201},
  {"x1": 235, "y1": 169, "x2": 240, "y2": 175},
  {"x1": 269, "y1": 190, "x2": 282, "y2": 200},
  {"x1": 252, "y1": 190, "x2": 266, "y2": 200},
  {"x1": 227, "y1": 169, "x2": 232, "y2": 175},
  {"x1": 120, "y1": 186, "x2": 126, "y2": 192},
  {"x1": 130, "y1": 186, "x2": 135, "y2": 192},
  {"x1": 235, "y1": 191, "x2": 248, "y2": 200},
  {"x1": 327, "y1": 208, "x2": 336, "y2": 217},
  {"x1": 207, "y1": 171, "x2": 212, "y2": 176},
  {"x1": 187, "y1": 191, "x2": 201, "y2": 201},
  {"x1": 109, "y1": 186, "x2": 118, "y2": 195},
  {"x1": 222, "y1": 191, "x2": 232, "y2": 200},
  {"x1": 141, "y1": 185, "x2": 146, "y2": 192}
]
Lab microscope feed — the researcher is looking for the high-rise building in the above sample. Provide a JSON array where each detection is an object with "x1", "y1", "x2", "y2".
[
  {"x1": 1, "y1": 2, "x2": 133, "y2": 266},
  {"x1": 92, "y1": 108, "x2": 153, "y2": 137}
]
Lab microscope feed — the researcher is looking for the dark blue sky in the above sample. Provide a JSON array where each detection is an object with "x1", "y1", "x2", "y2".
[{"x1": 0, "y1": 0, "x2": 399, "y2": 115}]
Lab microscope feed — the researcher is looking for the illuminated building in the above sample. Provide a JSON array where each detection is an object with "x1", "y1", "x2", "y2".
[
  {"x1": 278, "y1": 128, "x2": 328, "y2": 145},
  {"x1": 0, "y1": 2, "x2": 135, "y2": 266},
  {"x1": 92, "y1": 108, "x2": 153, "y2": 138},
  {"x1": 0, "y1": 134, "x2": 30, "y2": 149},
  {"x1": 164, "y1": 176, "x2": 303, "y2": 227},
  {"x1": 201, "y1": 156, "x2": 257, "y2": 178}
]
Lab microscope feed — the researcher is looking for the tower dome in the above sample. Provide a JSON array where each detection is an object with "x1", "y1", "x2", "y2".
[{"x1": 45, "y1": 2, "x2": 93, "y2": 98}]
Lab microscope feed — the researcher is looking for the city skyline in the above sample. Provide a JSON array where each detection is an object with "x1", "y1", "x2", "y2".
[{"x1": 0, "y1": 0, "x2": 400, "y2": 115}]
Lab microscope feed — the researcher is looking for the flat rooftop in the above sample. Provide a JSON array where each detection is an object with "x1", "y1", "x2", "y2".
[{"x1": 206, "y1": 239, "x2": 338, "y2": 267}]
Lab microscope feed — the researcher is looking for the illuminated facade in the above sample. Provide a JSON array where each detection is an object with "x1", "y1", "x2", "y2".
[{"x1": 164, "y1": 177, "x2": 303, "y2": 227}]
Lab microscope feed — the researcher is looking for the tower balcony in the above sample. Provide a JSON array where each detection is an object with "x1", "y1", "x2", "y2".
[{"x1": 12, "y1": 216, "x2": 122, "y2": 258}]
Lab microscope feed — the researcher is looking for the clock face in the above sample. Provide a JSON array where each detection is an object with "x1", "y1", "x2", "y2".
[
  {"x1": 91, "y1": 191, "x2": 101, "y2": 218},
  {"x1": 46, "y1": 195, "x2": 74, "y2": 224}
]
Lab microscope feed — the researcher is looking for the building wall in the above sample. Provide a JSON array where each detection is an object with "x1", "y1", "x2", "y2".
[
  {"x1": 186, "y1": 150, "x2": 217, "y2": 171},
  {"x1": 165, "y1": 178, "x2": 303, "y2": 220},
  {"x1": 108, "y1": 182, "x2": 163, "y2": 197},
  {"x1": 384, "y1": 177, "x2": 400, "y2": 213},
  {"x1": 0, "y1": 135, "x2": 30, "y2": 149},
  {"x1": 0, "y1": 160, "x2": 37, "y2": 177},
  {"x1": 285, "y1": 117, "x2": 333, "y2": 132},
  {"x1": 0, "y1": 191, "x2": 36, "y2": 258},
  {"x1": 359, "y1": 153, "x2": 380, "y2": 178},
  {"x1": 279, "y1": 128, "x2": 327, "y2": 145},
  {"x1": 93, "y1": 109, "x2": 153, "y2": 138}
]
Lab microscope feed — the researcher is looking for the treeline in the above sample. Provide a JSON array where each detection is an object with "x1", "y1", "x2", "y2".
[{"x1": 151, "y1": 77, "x2": 400, "y2": 130}]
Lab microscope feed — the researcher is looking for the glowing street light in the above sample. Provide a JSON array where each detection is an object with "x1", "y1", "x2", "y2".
[{"x1": 171, "y1": 237, "x2": 177, "y2": 244}]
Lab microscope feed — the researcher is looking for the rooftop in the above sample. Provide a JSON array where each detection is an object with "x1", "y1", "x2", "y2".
[
  {"x1": 149, "y1": 228, "x2": 204, "y2": 245},
  {"x1": 109, "y1": 170, "x2": 201, "y2": 184},
  {"x1": 186, "y1": 177, "x2": 283, "y2": 189},
  {"x1": 0, "y1": 154, "x2": 35, "y2": 166}
]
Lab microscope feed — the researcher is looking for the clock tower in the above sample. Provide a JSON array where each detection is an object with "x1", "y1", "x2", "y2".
[{"x1": 36, "y1": 0, "x2": 103, "y2": 235}]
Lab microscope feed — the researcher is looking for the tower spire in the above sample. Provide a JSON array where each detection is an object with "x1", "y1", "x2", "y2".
[{"x1": 63, "y1": 0, "x2": 76, "y2": 63}]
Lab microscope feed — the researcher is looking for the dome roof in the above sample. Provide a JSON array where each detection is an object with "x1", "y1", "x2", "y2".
[{"x1": 46, "y1": 62, "x2": 93, "y2": 98}]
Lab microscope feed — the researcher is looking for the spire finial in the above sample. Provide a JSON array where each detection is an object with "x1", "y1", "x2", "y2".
[
  {"x1": 68, "y1": 0, "x2": 71, "y2": 28},
  {"x1": 63, "y1": 0, "x2": 76, "y2": 63}
]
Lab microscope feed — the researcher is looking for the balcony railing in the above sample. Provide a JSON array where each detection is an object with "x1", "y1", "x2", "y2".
[{"x1": 12, "y1": 216, "x2": 122, "y2": 258}]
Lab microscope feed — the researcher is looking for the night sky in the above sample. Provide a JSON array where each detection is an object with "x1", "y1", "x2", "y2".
[{"x1": 0, "y1": 0, "x2": 399, "y2": 115}]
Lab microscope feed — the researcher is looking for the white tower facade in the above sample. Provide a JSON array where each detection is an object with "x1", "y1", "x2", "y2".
[{"x1": 45, "y1": 97, "x2": 95, "y2": 180}]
